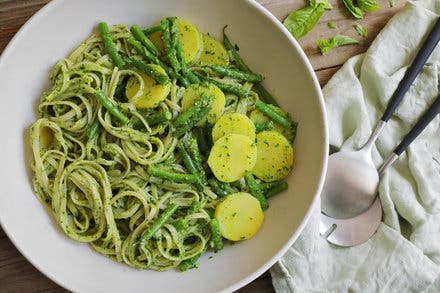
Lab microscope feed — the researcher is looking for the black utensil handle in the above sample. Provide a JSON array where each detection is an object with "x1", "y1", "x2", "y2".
[
  {"x1": 394, "y1": 95, "x2": 440, "y2": 156},
  {"x1": 381, "y1": 17, "x2": 440, "y2": 122}
]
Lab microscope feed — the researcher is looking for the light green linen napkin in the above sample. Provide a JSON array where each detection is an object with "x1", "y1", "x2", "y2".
[{"x1": 270, "y1": 1, "x2": 440, "y2": 292}]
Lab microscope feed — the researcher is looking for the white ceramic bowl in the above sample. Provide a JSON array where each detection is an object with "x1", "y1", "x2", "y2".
[{"x1": 0, "y1": 0, "x2": 327, "y2": 292}]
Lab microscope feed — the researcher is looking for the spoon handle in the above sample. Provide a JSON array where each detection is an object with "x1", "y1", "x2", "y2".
[
  {"x1": 381, "y1": 17, "x2": 440, "y2": 123},
  {"x1": 393, "y1": 95, "x2": 440, "y2": 156}
]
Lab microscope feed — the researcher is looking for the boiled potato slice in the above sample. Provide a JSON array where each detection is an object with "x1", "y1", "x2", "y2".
[
  {"x1": 215, "y1": 192, "x2": 264, "y2": 241},
  {"x1": 181, "y1": 83, "x2": 225, "y2": 124},
  {"x1": 252, "y1": 131, "x2": 294, "y2": 182},
  {"x1": 208, "y1": 134, "x2": 257, "y2": 182},
  {"x1": 149, "y1": 18, "x2": 203, "y2": 64},
  {"x1": 211, "y1": 113, "x2": 256, "y2": 142},
  {"x1": 125, "y1": 65, "x2": 171, "y2": 109},
  {"x1": 198, "y1": 34, "x2": 229, "y2": 66}
]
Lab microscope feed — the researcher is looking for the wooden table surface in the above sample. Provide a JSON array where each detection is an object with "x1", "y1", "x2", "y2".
[{"x1": 0, "y1": 0, "x2": 404, "y2": 292}]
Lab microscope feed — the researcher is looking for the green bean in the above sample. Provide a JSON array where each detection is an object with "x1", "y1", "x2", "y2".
[
  {"x1": 145, "y1": 111, "x2": 172, "y2": 127},
  {"x1": 178, "y1": 76, "x2": 191, "y2": 88},
  {"x1": 244, "y1": 171, "x2": 269, "y2": 210},
  {"x1": 253, "y1": 83, "x2": 278, "y2": 106},
  {"x1": 223, "y1": 30, "x2": 279, "y2": 105},
  {"x1": 125, "y1": 57, "x2": 169, "y2": 85},
  {"x1": 202, "y1": 77, "x2": 248, "y2": 99},
  {"x1": 193, "y1": 126, "x2": 211, "y2": 156},
  {"x1": 177, "y1": 142, "x2": 204, "y2": 190},
  {"x1": 173, "y1": 93, "x2": 213, "y2": 137},
  {"x1": 143, "y1": 25, "x2": 163, "y2": 36},
  {"x1": 207, "y1": 65, "x2": 262, "y2": 82},
  {"x1": 140, "y1": 203, "x2": 178, "y2": 244},
  {"x1": 126, "y1": 38, "x2": 177, "y2": 79},
  {"x1": 208, "y1": 178, "x2": 235, "y2": 197},
  {"x1": 254, "y1": 121, "x2": 275, "y2": 132},
  {"x1": 98, "y1": 22, "x2": 125, "y2": 68},
  {"x1": 161, "y1": 19, "x2": 181, "y2": 74},
  {"x1": 180, "y1": 248, "x2": 206, "y2": 271},
  {"x1": 113, "y1": 77, "x2": 128, "y2": 99},
  {"x1": 147, "y1": 165, "x2": 198, "y2": 184},
  {"x1": 188, "y1": 138, "x2": 207, "y2": 185},
  {"x1": 255, "y1": 100, "x2": 292, "y2": 128},
  {"x1": 130, "y1": 24, "x2": 161, "y2": 56},
  {"x1": 169, "y1": 17, "x2": 200, "y2": 84},
  {"x1": 86, "y1": 119, "x2": 100, "y2": 139},
  {"x1": 94, "y1": 90, "x2": 129, "y2": 125},
  {"x1": 291, "y1": 121, "x2": 298, "y2": 143},
  {"x1": 265, "y1": 182, "x2": 288, "y2": 198},
  {"x1": 210, "y1": 219, "x2": 224, "y2": 251}
]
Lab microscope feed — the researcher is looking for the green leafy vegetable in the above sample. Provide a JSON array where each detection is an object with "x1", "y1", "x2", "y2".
[
  {"x1": 327, "y1": 22, "x2": 337, "y2": 29},
  {"x1": 354, "y1": 23, "x2": 368, "y2": 37},
  {"x1": 283, "y1": 0, "x2": 332, "y2": 39},
  {"x1": 316, "y1": 35, "x2": 359, "y2": 55},
  {"x1": 358, "y1": 0, "x2": 379, "y2": 12},
  {"x1": 342, "y1": 0, "x2": 363, "y2": 19},
  {"x1": 389, "y1": 0, "x2": 396, "y2": 7}
]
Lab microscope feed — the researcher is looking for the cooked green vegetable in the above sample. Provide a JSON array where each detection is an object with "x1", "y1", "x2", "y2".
[
  {"x1": 188, "y1": 138, "x2": 208, "y2": 185},
  {"x1": 206, "y1": 65, "x2": 262, "y2": 82},
  {"x1": 145, "y1": 111, "x2": 172, "y2": 126},
  {"x1": 342, "y1": 0, "x2": 364, "y2": 19},
  {"x1": 143, "y1": 24, "x2": 163, "y2": 36},
  {"x1": 180, "y1": 249, "x2": 206, "y2": 271},
  {"x1": 358, "y1": 0, "x2": 379, "y2": 12},
  {"x1": 244, "y1": 171, "x2": 269, "y2": 210},
  {"x1": 86, "y1": 119, "x2": 100, "y2": 139},
  {"x1": 140, "y1": 203, "x2": 179, "y2": 244},
  {"x1": 354, "y1": 24, "x2": 368, "y2": 37},
  {"x1": 98, "y1": 22, "x2": 125, "y2": 68},
  {"x1": 265, "y1": 181, "x2": 288, "y2": 198},
  {"x1": 131, "y1": 24, "x2": 161, "y2": 56},
  {"x1": 148, "y1": 165, "x2": 198, "y2": 183},
  {"x1": 210, "y1": 219, "x2": 224, "y2": 251},
  {"x1": 316, "y1": 35, "x2": 359, "y2": 55},
  {"x1": 177, "y1": 142, "x2": 205, "y2": 190},
  {"x1": 94, "y1": 90, "x2": 129, "y2": 125},
  {"x1": 161, "y1": 18, "x2": 181, "y2": 74},
  {"x1": 125, "y1": 57, "x2": 170, "y2": 85},
  {"x1": 327, "y1": 22, "x2": 337, "y2": 29},
  {"x1": 202, "y1": 77, "x2": 248, "y2": 99},
  {"x1": 254, "y1": 121, "x2": 275, "y2": 133},
  {"x1": 208, "y1": 178, "x2": 236, "y2": 197},
  {"x1": 255, "y1": 100, "x2": 292, "y2": 128},
  {"x1": 283, "y1": 0, "x2": 332, "y2": 39}
]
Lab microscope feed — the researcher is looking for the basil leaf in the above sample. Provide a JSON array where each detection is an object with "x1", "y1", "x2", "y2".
[
  {"x1": 389, "y1": 0, "x2": 396, "y2": 7},
  {"x1": 283, "y1": 5, "x2": 325, "y2": 39},
  {"x1": 358, "y1": 0, "x2": 379, "y2": 12},
  {"x1": 316, "y1": 35, "x2": 359, "y2": 55},
  {"x1": 354, "y1": 23, "x2": 368, "y2": 37},
  {"x1": 342, "y1": 0, "x2": 363, "y2": 19},
  {"x1": 310, "y1": 0, "x2": 333, "y2": 9}
]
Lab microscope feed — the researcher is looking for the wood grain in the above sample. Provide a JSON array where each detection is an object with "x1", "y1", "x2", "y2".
[{"x1": 0, "y1": 0, "x2": 404, "y2": 292}]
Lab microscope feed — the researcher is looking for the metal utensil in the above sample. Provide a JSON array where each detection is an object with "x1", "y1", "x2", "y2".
[
  {"x1": 321, "y1": 94, "x2": 440, "y2": 246},
  {"x1": 321, "y1": 18, "x2": 440, "y2": 219}
]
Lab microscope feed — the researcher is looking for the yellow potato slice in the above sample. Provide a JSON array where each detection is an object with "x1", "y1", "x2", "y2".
[
  {"x1": 125, "y1": 65, "x2": 171, "y2": 109},
  {"x1": 215, "y1": 192, "x2": 264, "y2": 241},
  {"x1": 211, "y1": 113, "x2": 256, "y2": 143},
  {"x1": 149, "y1": 18, "x2": 203, "y2": 64},
  {"x1": 208, "y1": 134, "x2": 257, "y2": 182},
  {"x1": 181, "y1": 83, "x2": 225, "y2": 124},
  {"x1": 252, "y1": 131, "x2": 294, "y2": 182},
  {"x1": 198, "y1": 34, "x2": 229, "y2": 66}
]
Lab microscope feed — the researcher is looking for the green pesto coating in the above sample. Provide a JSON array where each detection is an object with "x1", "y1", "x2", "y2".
[
  {"x1": 188, "y1": 200, "x2": 202, "y2": 214},
  {"x1": 207, "y1": 65, "x2": 262, "y2": 82},
  {"x1": 86, "y1": 119, "x2": 101, "y2": 139},
  {"x1": 207, "y1": 178, "x2": 235, "y2": 197},
  {"x1": 209, "y1": 219, "x2": 224, "y2": 251},
  {"x1": 255, "y1": 100, "x2": 292, "y2": 128},
  {"x1": 161, "y1": 19, "x2": 181, "y2": 74},
  {"x1": 147, "y1": 165, "x2": 198, "y2": 184},
  {"x1": 130, "y1": 24, "x2": 161, "y2": 56},
  {"x1": 140, "y1": 203, "x2": 178, "y2": 244},
  {"x1": 254, "y1": 121, "x2": 275, "y2": 132},
  {"x1": 98, "y1": 22, "x2": 125, "y2": 68},
  {"x1": 187, "y1": 138, "x2": 208, "y2": 185},
  {"x1": 180, "y1": 248, "x2": 206, "y2": 271},
  {"x1": 244, "y1": 171, "x2": 269, "y2": 210},
  {"x1": 145, "y1": 111, "x2": 172, "y2": 127},
  {"x1": 94, "y1": 90, "x2": 129, "y2": 125},
  {"x1": 177, "y1": 142, "x2": 205, "y2": 191},
  {"x1": 125, "y1": 57, "x2": 169, "y2": 85},
  {"x1": 265, "y1": 181, "x2": 288, "y2": 198},
  {"x1": 126, "y1": 37, "x2": 177, "y2": 79},
  {"x1": 202, "y1": 77, "x2": 248, "y2": 99}
]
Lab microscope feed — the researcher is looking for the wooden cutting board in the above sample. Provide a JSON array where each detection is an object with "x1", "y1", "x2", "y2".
[{"x1": 0, "y1": 0, "x2": 405, "y2": 292}]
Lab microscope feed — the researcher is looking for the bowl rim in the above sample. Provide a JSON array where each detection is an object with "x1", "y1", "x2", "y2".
[{"x1": 0, "y1": 0, "x2": 328, "y2": 291}]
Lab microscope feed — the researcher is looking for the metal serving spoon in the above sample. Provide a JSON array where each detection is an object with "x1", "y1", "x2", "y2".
[
  {"x1": 320, "y1": 94, "x2": 440, "y2": 246},
  {"x1": 321, "y1": 18, "x2": 440, "y2": 219}
]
